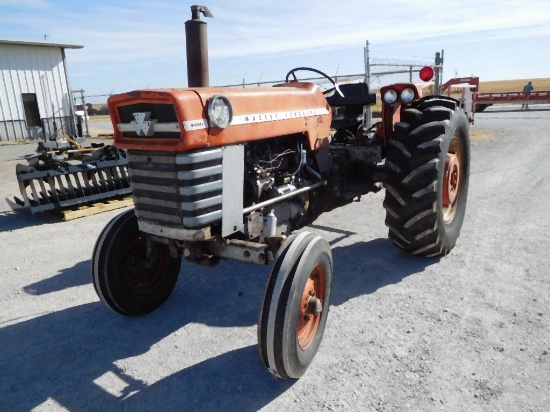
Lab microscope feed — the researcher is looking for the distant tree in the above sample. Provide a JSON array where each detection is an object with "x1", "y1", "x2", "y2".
[{"x1": 97, "y1": 105, "x2": 110, "y2": 115}]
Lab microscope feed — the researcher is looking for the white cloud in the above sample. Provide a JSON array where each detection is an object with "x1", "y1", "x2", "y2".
[
  {"x1": 4, "y1": 0, "x2": 548, "y2": 63},
  {"x1": 2, "y1": 0, "x2": 549, "y2": 94},
  {"x1": 0, "y1": 0, "x2": 49, "y2": 7},
  {"x1": 203, "y1": 0, "x2": 550, "y2": 58}
]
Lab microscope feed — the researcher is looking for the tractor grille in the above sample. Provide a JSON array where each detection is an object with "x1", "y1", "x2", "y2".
[{"x1": 127, "y1": 149, "x2": 223, "y2": 229}]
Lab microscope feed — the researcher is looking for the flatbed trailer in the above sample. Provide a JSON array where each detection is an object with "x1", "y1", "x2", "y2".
[
  {"x1": 441, "y1": 76, "x2": 550, "y2": 112},
  {"x1": 475, "y1": 90, "x2": 550, "y2": 107}
]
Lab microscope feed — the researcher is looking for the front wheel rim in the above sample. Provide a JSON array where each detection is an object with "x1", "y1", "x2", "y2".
[
  {"x1": 124, "y1": 235, "x2": 170, "y2": 294},
  {"x1": 297, "y1": 264, "x2": 326, "y2": 350}
]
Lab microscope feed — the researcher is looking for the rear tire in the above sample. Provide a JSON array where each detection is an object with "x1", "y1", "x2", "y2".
[
  {"x1": 92, "y1": 209, "x2": 182, "y2": 315},
  {"x1": 258, "y1": 232, "x2": 333, "y2": 379},
  {"x1": 383, "y1": 97, "x2": 470, "y2": 257}
]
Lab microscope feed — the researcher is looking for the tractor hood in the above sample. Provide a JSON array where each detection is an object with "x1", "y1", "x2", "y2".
[{"x1": 108, "y1": 82, "x2": 332, "y2": 152}]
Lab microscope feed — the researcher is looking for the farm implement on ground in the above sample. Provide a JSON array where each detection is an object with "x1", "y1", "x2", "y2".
[{"x1": 6, "y1": 141, "x2": 131, "y2": 215}]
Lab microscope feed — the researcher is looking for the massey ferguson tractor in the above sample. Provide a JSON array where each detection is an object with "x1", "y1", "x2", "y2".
[{"x1": 92, "y1": 6, "x2": 470, "y2": 379}]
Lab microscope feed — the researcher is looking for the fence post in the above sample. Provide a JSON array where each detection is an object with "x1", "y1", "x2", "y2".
[
  {"x1": 364, "y1": 40, "x2": 372, "y2": 132},
  {"x1": 434, "y1": 50, "x2": 444, "y2": 95}
]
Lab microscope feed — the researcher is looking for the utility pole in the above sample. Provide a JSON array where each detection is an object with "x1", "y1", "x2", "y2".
[
  {"x1": 364, "y1": 41, "x2": 370, "y2": 85},
  {"x1": 364, "y1": 40, "x2": 372, "y2": 132},
  {"x1": 434, "y1": 50, "x2": 444, "y2": 95}
]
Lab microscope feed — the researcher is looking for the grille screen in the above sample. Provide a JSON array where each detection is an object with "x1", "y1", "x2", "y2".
[{"x1": 127, "y1": 149, "x2": 223, "y2": 229}]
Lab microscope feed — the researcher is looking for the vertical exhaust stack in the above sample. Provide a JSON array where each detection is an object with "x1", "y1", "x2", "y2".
[{"x1": 185, "y1": 5, "x2": 213, "y2": 87}]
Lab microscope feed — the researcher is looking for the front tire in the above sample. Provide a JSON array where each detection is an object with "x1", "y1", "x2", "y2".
[
  {"x1": 258, "y1": 232, "x2": 333, "y2": 379},
  {"x1": 92, "y1": 209, "x2": 182, "y2": 315},
  {"x1": 383, "y1": 97, "x2": 470, "y2": 257}
]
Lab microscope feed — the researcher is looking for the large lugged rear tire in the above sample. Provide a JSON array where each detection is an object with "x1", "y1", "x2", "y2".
[
  {"x1": 92, "y1": 209, "x2": 182, "y2": 316},
  {"x1": 383, "y1": 97, "x2": 470, "y2": 257}
]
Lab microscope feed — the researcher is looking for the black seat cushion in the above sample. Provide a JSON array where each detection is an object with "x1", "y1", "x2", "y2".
[{"x1": 325, "y1": 83, "x2": 376, "y2": 106}]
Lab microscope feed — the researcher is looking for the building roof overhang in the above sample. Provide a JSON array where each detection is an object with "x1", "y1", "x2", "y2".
[{"x1": 0, "y1": 39, "x2": 83, "y2": 49}]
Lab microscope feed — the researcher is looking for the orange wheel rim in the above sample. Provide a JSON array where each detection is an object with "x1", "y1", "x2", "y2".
[
  {"x1": 442, "y1": 135, "x2": 463, "y2": 224},
  {"x1": 124, "y1": 235, "x2": 170, "y2": 294},
  {"x1": 297, "y1": 264, "x2": 326, "y2": 350}
]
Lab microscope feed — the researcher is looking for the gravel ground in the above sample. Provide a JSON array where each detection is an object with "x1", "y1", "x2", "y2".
[{"x1": 0, "y1": 105, "x2": 548, "y2": 411}]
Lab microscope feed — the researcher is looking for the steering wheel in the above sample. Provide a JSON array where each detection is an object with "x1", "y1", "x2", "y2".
[{"x1": 285, "y1": 67, "x2": 344, "y2": 97}]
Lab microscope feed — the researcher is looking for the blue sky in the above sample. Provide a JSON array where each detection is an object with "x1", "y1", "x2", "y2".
[{"x1": 1, "y1": 0, "x2": 549, "y2": 102}]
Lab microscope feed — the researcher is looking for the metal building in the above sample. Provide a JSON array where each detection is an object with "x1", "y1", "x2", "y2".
[{"x1": 0, "y1": 39, "x2": 83, "y2": 142}]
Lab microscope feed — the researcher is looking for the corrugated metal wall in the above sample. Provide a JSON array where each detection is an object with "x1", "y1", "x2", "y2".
[{"x1": 0, "y1": 44, "x2": 75, "y2": 141}]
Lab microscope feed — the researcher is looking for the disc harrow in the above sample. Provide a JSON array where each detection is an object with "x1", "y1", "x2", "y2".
[{"x1": 6, "y1": 145, "x2": 131, "y2": 215}]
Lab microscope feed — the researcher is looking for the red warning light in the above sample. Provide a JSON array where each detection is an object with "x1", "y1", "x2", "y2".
[{"x1": 419, "y1": 66, "x2": 435, "y2": 82}]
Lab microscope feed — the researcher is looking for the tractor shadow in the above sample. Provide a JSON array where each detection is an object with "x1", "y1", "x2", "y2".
[
  {"x1": 3, "y1": 256, "x2": 290, "y2": 410},
  {"x1": 118, "y1": 344, "x2": 293, "y2": 411},
  {"x1": 21, "y1": 236, "x2": 436, "y2": 323},
  {"x1": 0, "y1": 301, "x2": 291, "y2": 411},
  {"x1": 308, "y1": 223, "x2": 439, "y2": 305},
  {"x1": 5, "y1": 236, "x2": 437, "y2": 410},
  {"x1": 308, "y1": 223, "x2": 356, "y2": 246},
  {"x1": 0, "y1": 209, "x2": 60, "y2": 232},
  {"x1": 330, "y1": 238, "x2": 439, "y2": 306},
  {"x1": 23, "y1": 260, "x2": 91, "y2": 295}
]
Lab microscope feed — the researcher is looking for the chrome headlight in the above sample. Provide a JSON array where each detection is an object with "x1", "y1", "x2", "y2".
[
  {"x1": 207, "y1": 95, "x2": 233, "y2": 129},
  {"x1": 401, "y1": 87, "x2": 415, "y2": 103},
  {"x1": 383, "y1": 89, "x2": 398, "y2": 104}
]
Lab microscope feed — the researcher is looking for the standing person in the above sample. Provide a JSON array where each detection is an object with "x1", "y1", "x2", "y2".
[{"x1": 521, "y1": 81, "x2": 534, "y2": 110}]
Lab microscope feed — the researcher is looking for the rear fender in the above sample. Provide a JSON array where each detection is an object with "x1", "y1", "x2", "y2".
[{"x1": 377, "y1": 83, "x2": 425, "y2": 147}]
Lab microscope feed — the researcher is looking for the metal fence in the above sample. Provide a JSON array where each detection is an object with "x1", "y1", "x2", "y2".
[
  {"x1": 221, "y1": 62, "x2": 434, "y2": 91},
  {"x1": 82, "y1": 50, "x2": 442, "y2": 100}
]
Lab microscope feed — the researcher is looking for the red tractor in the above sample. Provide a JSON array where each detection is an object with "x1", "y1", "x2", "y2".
[{"x1": 92, "y1": 6, "x2": 470, "y2": 379}]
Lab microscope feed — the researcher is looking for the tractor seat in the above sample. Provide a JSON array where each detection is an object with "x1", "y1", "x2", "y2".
[{"x1": 325, "y1": 82, "x2": 376, "y2": 107}]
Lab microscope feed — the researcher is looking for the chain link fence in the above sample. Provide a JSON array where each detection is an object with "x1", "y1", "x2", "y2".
[
  {"x1": 368, "y1": 61, "x2": 435, "y2": 91},
  {"x1": 82, "y1": 54, "x2": 441, "y2": 107},
  {"x1": 221, "y1": 58, "x2": 437, "y2": 92}
]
